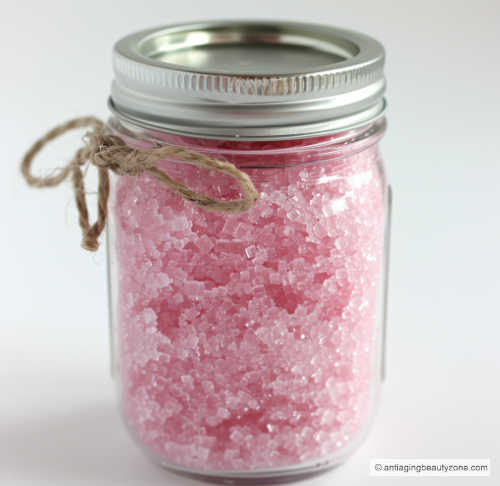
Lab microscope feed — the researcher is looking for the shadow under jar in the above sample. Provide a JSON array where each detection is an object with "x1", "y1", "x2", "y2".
[{"x1": 106, "y1": 20, "x2": 390, "y2": 484}]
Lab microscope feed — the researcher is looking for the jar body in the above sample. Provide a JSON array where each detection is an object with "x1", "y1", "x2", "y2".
[{"x1": 106, "y1": 119, "x2": 390, "y2": 481}]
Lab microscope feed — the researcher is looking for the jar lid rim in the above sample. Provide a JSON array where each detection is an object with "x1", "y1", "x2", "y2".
[{"x1": 111, "y1": 20, "x2": 386, "y2": 140}]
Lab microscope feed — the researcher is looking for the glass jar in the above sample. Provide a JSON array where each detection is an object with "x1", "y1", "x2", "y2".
[{"x1": 106, "y1": 21, "x2": 390, "y2": 483}]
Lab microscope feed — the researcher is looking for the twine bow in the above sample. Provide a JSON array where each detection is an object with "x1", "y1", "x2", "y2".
[{"x1": 21, "y1": 117, "x2": 259, "y2": 251}]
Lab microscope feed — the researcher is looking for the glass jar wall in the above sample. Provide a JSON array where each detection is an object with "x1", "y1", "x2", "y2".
[{"x1": 106, "y1": 117, "x2": 389, "y2": 482}]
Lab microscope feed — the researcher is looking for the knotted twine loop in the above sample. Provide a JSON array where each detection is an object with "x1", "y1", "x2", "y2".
[{"x1": 21, "y1": 117, "x2": 259, "y2": 251}]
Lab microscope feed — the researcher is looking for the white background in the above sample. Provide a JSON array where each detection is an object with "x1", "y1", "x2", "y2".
[{"x1": 1, "y1": 1, "x2": 499, "y2": 485}]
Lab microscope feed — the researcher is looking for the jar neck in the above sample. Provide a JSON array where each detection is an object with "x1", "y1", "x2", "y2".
[{"x1": 108, "y1": 116, "x2": 386, "y2": 168}]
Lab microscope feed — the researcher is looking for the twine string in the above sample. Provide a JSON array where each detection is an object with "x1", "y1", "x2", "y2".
[{"x1": 20, "y1": 117, "x2": 259, "y2": 251}]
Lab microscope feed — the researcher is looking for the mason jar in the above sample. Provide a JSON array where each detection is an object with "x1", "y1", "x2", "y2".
[{"x1": 106, "y1": 20, "x2": 390, "y2": 483}]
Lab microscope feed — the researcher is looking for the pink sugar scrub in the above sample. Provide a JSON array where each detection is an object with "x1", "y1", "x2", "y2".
[{"x1": 109, "y1": 127, "x2": 385, "y2": 471}]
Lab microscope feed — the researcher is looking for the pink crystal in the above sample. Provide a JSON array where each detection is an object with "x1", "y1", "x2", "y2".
[{"x1": 111, "y1": 130, "x2": 385, "y2": 471}]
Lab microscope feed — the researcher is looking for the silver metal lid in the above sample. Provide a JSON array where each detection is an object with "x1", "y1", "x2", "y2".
[{"x1": 110, "y1": 20, "x2": 386, "y2": 140}]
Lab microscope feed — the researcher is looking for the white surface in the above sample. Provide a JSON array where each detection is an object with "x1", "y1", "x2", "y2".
[{"x1": 1, "y1": 1, "x2": 499, "y2": 485}]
